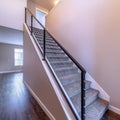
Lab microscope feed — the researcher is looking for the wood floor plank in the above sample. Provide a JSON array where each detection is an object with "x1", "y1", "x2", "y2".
[
  {"x1": 102, "y1": 110, "x2": 120, "y2": 120},
  {"x1": 0, "y1": 72, "x2": 50, "y2": 120}
]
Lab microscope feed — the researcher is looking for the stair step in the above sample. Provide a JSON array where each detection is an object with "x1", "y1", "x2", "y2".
[
  {"x1": 35, "y1": 36, "x2": 43, "y2": 41},
  {"x1": 46, "y1": 53, "x2": 67, "y2": 58},
  {"x1": 59, "y1": 73, "x2": 81, "y2": 85},
  {"x1": 43, "y1": 43, "x2": 59, "y2": 47},
  {"x1": 41, "y1": 45, "x2": 61, "y2": 50},
  {"x1": 85, "y1": 80, "x2": 91, "y2": 90},
  {"x1": 33, "y1": 28, "x2": 43, "y2": 33},
  {"x1": 46, "y1": 37, "x2": 54, "y2": 40},
  {"x1": 55, "y1": 67, "x2": 79, "y2": 77},
  {"x1": 70, "y1": 88, "x2": 99, "y2": 113},
  {"x1": 50, "y1": 61, "x2": 74, "y2": 68},
  {"x1": 46, "y1": 49, "x2": 64, "y2": 54},
  {"x1": 37, "y1": 38, "x2": 56, "y2": 44},
  {"x1": 35, "y1": 33, "x2": 43, "y2": 36},
  {"x1": 85, "y1": 99, "x2": 108, "y2": 120},
  {"x1": 59, "y1": 73, "x2": 91, "y2": 90},
  {"x1": 46, "y1": 52, "x2": 65, "y2": 57},
  {"x1": 47, "y1": 56, "x2": 69, "y2": 62},
  {"x1": 63, "y1": 80, "x2": 81, "y2": 97},
  {"x1": 38, "y1": 40, "x2": 58, "y2": 46},
  {"x1": 85, "y1": 89, "x2": 99, "y2": 107}
]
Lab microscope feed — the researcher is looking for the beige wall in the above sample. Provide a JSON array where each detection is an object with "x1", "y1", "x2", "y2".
[
  {"x1": 0, "y1": 0, "x2": 27, "y2": 30},
  {"x1": 23, "y1": 25, "x2": 68, "y2": 120},
  {"x1": 27, "y1": 0, "x2": 49, "y2": 16},
  {"x1": 0, "y1": 43, "x2": 23, "y2": 72},
  {"x1": 46, "y1": 0, "x2": 120, "y2": 108}
]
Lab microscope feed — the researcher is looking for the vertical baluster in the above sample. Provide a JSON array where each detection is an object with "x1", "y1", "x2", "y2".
[
  {"x1": 31, "y1": 15, "x2": 33, "y2": 35},
  {"x1": 81, "y1": 71, "x2": 86, "y2": 120},
  {"x1": 43, "y1": 29, "x2": 46, "y2": 60},
  {"x1": 25, "y1": 8, "x2": 27, "y2": 23}
]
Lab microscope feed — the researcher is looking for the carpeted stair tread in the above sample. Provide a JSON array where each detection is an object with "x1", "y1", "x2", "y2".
[
  {"x1": 48, "y1": 58, "x2": 69, "y2": 62},
  {"x1": 50, "y1": 60, "x2": 74, "y2": 68},
  {"x1": 59, "y1": 73, "x2": 91, "y2": 89},
  {"x1": 85, "y1": 98, "x2": 108, "y2": 120},
  {"x1": 38, "y1": 39, "x2": 56, "y2": 44},
  {"x1": 70, "y1": 88, "x2": 99, "y2": 113},
  {"x1": 60, "y1": 74, "x2": 81, "y2": 85},
  {"x1": 41, "y1": 45, "x2": 61, "y2": 50},
  {"x1": 54, "y1": 66, "x2": 79, "y2": 77},
  {"x1": 54, "y1": 66, "x2": 78, "y2": 71},
  {"x1": 85, "y1": 88, "x2": 99, "y2": 107},
  {"x1": 38, "y1": 40, "x2": 58, "y2": 46},
  {"x1": 85, "y1": 80, "x2": 91, "y2": 90},
  {"x1": 45, "y1": 49, "x2": 64, "y2": 53},
  {"x1": 47, "y1": 54, "x2": 68, "y2": 58},
  {"x1": 64, "y1": 80, "x2": 81, "y2": 97},
  {"x1": 46, "y1": 52, "x2": 65, "y2": 57},
  {"x1": 47, "y1": 56, "x2": 69, "y2": 62}
]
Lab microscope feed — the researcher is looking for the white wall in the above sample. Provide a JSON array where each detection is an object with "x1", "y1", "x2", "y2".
[
  {"x1": 0, "y1": 0, "x2": 27, "y2": 30},
  {"x1": 23, "y1": 25, "x2": 68, "y2": 120},
  {"x1": 46, "y1": 0, "x2": 120, "y2": 109},
  {"x1": 0, "y1": 43, "x2": 23, "y2": 72}
]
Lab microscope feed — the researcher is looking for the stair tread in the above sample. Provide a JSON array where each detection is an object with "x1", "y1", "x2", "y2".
[
  {"x1": 64, "y1": 80, "x2": 81, "y2": 97},
  {"x1": 55, "y1": 66, "x2": 78, "y2": 71},
  {"x1": 85, "y1": 88, "x2": 99, "y2": 107},
  {"x1": 41, "y1": 45, "x2": 61, "y2": 49},
  {"x1": 50, "y1": 60, "x2": 73, "y2": 65},
  {"x1": 38, "y1": 40, "x2": 56, "y2": 44},
  {"x1": 86, "y1": 88, "x2": 98, "y2": 100},
  {"x1": 85, "y1": 98, "x2": 108, "y2": 120},
  {"x1": 70, "y1": 88, "x2": 99, "y2": 113},
  {"x1": 59, "y1": 73, "x2": 81, "y2": 80},
  {"x1": 47, "y1": 57, "x2": 69, "y2": 62},
  {"x1": 46, "y1": 49, "x2": 64, "y2": 53},
  {"x1": 55, "y1": 66, "x2": 79, "y2": 77},
  {"x1": 50, "y1": 61, "x2": 74, "y2": 69},
  {"x1": 46, "y1": 52, "x2": 65, "y2": 56},
  {"x1": 47, "y1": 55, "x2": 68, "y2": 58}
]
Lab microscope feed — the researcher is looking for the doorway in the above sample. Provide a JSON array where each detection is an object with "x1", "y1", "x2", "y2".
[{"x1": 36, "y1": 8, "x2": 47, "y2": 27}]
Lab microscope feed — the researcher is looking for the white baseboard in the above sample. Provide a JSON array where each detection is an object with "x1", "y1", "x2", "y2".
[
  {"x1": 109, "y1": 105, "x2": 120, "y2": 115},
  {"x1": 86, "y1": 72, "x2": 110, "y2": 101},
  {"x1": 24, "y1": 81, "x2": 55, "y2": 120},
  {"x1": 0, "y1": 70, "x2": 22, "y2": 74}
]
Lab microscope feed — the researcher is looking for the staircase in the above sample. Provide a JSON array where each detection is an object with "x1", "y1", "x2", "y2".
[{"x1": 32, "y1": 28, "x2": 108, "y2": 120}]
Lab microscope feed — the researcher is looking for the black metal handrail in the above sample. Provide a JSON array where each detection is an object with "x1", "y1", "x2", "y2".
[{"x1": 25, "y1": 8, "x2": 86, "y2": 120}]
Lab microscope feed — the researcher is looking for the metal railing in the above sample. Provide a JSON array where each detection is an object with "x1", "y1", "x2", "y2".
[{"x1": 25, "y1": 8, "x2": 86, "y2": 120}]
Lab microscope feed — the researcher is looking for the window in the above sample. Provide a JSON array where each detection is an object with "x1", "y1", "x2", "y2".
[{"x1": 14, "y1": 49, "x2": 23, "y2": 66}]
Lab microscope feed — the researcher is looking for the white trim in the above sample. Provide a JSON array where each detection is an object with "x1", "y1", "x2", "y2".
[
  {"x1": 86, "y1": 72, "x2": 110, "y2": 101},
  {"x1": 0, "y1": 70, "x2": 22, "y2": 74},
  {"x1": 24, "y1": 23, "x2": 76, "y2": 120},
  {"x1": 24, "y1": 82, "x2": 55, "y2": 120},
  {"x1": 109, "y1": 105, "x2": 120, "y2": 115}
]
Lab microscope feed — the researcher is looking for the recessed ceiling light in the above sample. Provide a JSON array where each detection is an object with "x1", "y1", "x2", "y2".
[{"x1": 54, "y1": 0, "x2": 60, "y2": 5}]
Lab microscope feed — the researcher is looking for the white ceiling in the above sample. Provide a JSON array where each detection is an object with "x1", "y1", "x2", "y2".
[{"x1": 31, "y1": 0, "x2": 55, "y2": 11}]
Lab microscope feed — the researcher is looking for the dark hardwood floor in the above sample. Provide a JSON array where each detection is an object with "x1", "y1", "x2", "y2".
[
  {"x1": 0, "y1": 72, "x2": 50, "y2": 120},
  {"x1": 102, "y1": 110, "x2": 120, "y2": 120},
  {"x1": 0, "y1": 72, "x2": 120, "y2": 120}
]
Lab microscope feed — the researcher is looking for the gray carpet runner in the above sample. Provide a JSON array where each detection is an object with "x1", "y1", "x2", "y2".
[{"x1": 33, "y1": 28, "x2": 108, "y2": 120}]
